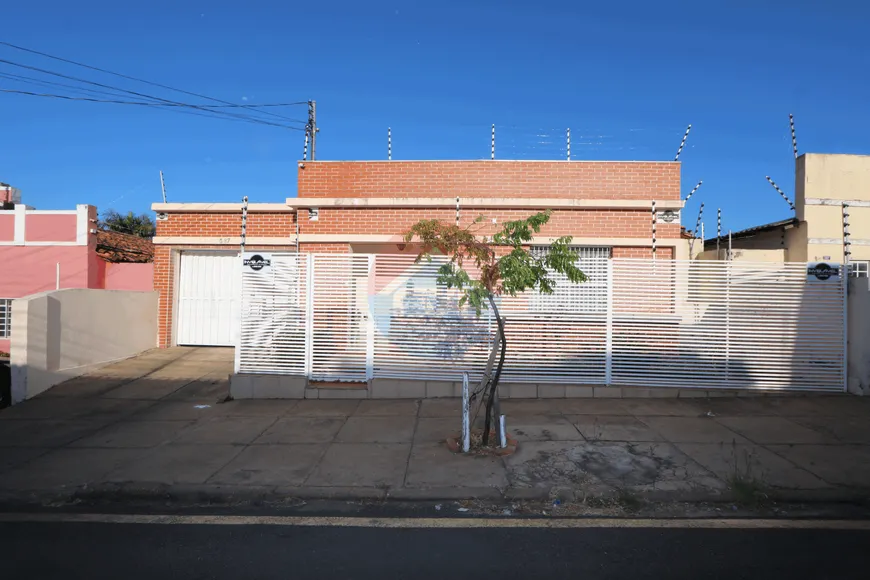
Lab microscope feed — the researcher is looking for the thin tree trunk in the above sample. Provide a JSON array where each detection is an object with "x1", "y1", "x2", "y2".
[{"x1": 482, "y1": 294, "x2": 506, "y2": 446}]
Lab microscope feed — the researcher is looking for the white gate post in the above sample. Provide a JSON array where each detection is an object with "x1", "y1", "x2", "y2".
[
  {"x1": 366, "y1": 255, "x2": 376, "y2": 381},
  {"x1": 304, "y1": 253, "x2": 315, "y2": 377},
  {"x1": 234, "y1": 268, "x2": 243, "y2": 375},
  {"x1": 605, "y1": 259, "x2": 614, "y2": 385}
]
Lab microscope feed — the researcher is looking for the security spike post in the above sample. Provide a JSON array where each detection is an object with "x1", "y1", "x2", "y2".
[
  {"x1": 491, "y1": 124, "x2": 496, "y2": 160},
  {"x1": 843, "y1": 203, "x2": 852, "y2": 266},
  {"x1": 651, "y1": 200, "x2": 657, "y2": 260},
  {"x1": 674, "y1": 124, "x2": 692, "y2": 161},
  {"x1": 694, "y1": 203, "x2": 705, "y2": 238},
  {"x1": 766, "y1": 176, "x2": 796, "y2": 212},
  {"x1": 685, "y1": 180, "x2": 703, "y2": 202},
  {"x1": 566, "y1": 128, "x2": 571, "y2": 161},
  {"x1": 388, "y1": 127, "x2": 392, "y2": 161},
  {"x1": 790, "y1": 114, "x2": 798, "y2": 159},
  {"x1": 717, "y1": 208, "x2": 722, "y2": 257},
  {"x1": 240, "y1": 196, "x2": 249, "y2": 258}
]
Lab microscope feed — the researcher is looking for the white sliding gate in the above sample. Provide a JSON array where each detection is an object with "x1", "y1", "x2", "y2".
[{"x1": 237, "y1": 254, "x2": 846, "y2": 392}]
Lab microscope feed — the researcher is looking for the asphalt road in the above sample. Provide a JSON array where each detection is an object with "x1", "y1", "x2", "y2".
[{"x1": 2, "y1": 519, "x2": 868, "y2": 579}]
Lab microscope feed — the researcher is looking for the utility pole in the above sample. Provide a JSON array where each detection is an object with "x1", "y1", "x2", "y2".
[{"x1": 307, "y1": 100, "x2": 318, "y2": 160}]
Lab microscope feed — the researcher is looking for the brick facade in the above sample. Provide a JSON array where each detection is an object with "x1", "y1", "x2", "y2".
[
  {"x1": 152, "y1": 160, "x2": 684, "y2": 347},
  {"x1": 298, "y1": 161, "x2": 680, "y2": 200},
  {"x1": 156, "y1": 208, "x2": 680, "y2": 240},
  {"x1": 156, "y1": 212, "x2": 297, "y2": 238}
]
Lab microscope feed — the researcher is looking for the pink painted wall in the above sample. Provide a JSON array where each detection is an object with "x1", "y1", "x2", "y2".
[
  {"x1": 0, "y1": 339, "x2": 9, "y2": 354},
  {"x1": 0, "y1": 213, "x2": 13, "y2": 242},
  {"x1": 104, "y1": 262, "x2": 154, "y2": 291},
  {"x1": 25, "y1": 214, "x2": 77, "y2": 242},
  {"x1": 0, "y1": 245, "x2": 92, "y2": 298}
]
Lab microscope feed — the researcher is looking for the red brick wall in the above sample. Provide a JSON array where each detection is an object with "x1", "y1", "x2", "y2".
[{"x1": 298, "y1": 161, "x2": 680, "y2": 200}]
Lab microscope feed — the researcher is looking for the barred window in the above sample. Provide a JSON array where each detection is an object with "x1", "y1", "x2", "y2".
[
  {"x1": 0, "y1": 299, "x2": 11, "y2": 339},
  {"x1": 529, "y1": 246, "x2": 611, "y2": 313},
  {"x1": 848, "y1": 261, "x2": 869, "y2": 278}
]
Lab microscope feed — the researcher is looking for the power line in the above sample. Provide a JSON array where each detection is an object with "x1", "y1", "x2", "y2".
[
  {"x1": 0, "y1": 58, "x2": 304, "y2": 130},
  {"x1": 0, "y1": 87, "x2": 306, "y2": 128},
  {"x1": 0, "y1": 70, "x2": 305, "y2": 111},
  {"x1": 0, "y1": 41, "x2": 308, "y2": 123}
]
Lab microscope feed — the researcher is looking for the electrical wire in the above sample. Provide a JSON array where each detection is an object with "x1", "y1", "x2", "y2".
[
  {"x1": 0, "y1": 70, "x2": 303, "y2": 110},
  {"x1": 0, "y1": 41, "x2": 308, "y2": 123},
  {"x1": 0, "y1": 59, "x2": 304, "y2": 130},
  {"x1": 0, "y1": 87, "x2": 305, "y2": 128}
]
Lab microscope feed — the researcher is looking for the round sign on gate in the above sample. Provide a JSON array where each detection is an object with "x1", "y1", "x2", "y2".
[
  {"x1": 806, "y1": 262, "x2": 840, "y2": 281},
  {"x1": 243, "y1": 253, "x2": 271, "y2": 272}
]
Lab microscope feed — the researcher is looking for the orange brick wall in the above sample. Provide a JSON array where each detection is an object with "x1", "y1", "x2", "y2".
[
  {"x1": 613, "y1": 246, "x2": 674, "y2": 259},
  {"x1": 156, "y1": 212, "x2": 296, "y2": 237},
  {"x1": 158, "y1": 208, "x2": 680, "y2": 240},
  {"x1": 298, "y1": 161, "x2": 680, "y2": 200},
  {"x1": 298, "y1": 243, "x2": 352, "y2": 253},
  {"x1": 303, "y1": 208, "x2": 680, "y2": 239}
]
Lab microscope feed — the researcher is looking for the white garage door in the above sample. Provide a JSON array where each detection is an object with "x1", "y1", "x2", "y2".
[{"x1": 176, "y1": 252, "x2": 241, "y2": 346}]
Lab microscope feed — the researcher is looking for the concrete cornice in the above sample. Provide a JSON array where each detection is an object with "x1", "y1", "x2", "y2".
[
  {"x1": 151, "y1": 235, "x2": 681, "y2": 246},
  {"x1": 151, "y1": 198, "x2": 683, "y2": 212}
]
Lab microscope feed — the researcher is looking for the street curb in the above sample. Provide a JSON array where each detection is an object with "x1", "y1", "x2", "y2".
[{"x1": 0, "y1": 482, "x2": 868, "y2": 510}]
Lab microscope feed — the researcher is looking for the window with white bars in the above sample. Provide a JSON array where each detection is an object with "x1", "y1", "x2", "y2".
[
  {"x1": 849, "y1": 261, "x2": 869, "y2": 278},
  {"x1": 529, "y1": 246, "x2": 611, "y2": 313},
  {"x1": 0, "y1": 299, "x2": 11, "y2": 339}
]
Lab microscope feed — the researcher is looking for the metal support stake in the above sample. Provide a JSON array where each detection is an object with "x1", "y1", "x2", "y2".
[{"x1": 499, "y1": 415, "x2": 507, "y2": 449}]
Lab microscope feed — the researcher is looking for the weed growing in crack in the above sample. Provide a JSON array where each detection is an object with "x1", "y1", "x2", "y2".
[{"x1": 728, "y1": 442, "x2": 769, "y2": 507}]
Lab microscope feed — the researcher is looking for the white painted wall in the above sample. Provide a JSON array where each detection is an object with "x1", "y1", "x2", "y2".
[{"x1": 9, "y1": 288, "x2": 157, "y2": 403}]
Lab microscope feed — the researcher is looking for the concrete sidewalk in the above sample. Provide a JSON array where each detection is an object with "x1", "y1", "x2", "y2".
[{"x1": 2, "y1": 347, "x2": 870, "y2": 506}]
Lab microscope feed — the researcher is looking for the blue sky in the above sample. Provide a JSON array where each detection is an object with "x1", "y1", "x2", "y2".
[{"x1": 1, "y1": 1, "x2": 868, "y2": 234}]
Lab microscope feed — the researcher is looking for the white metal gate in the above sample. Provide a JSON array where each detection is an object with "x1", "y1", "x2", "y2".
[
  {"x1": 237, "y1": 254, "x2": 846, "y2": 392},
  {"x1": 177, "y1": 252, "x2": 240, "y2": 346}
]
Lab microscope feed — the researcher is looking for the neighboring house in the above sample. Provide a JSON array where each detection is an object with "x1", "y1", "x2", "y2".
[
  {"x1": 150, "y1": 159, "x2": 686, "y2": 348},
  {"x1": 0, "y1": 198, "x2": 154, "y2": 353},
  {"x1": 702, "y1": 153, "x2": 870, "y2": 277},
  {"x1": 1, "y1": 182, "x2": 21, "y2": 208}
]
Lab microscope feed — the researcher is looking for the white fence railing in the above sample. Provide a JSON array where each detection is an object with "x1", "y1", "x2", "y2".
[{"x1": 237, "y1": 254, "x2": 846, "y2": 392}]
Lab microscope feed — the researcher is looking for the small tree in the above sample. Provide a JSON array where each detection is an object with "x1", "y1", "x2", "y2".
[
  {"x1": 101, "y1": 210, "x2": 156, "y2": 238},
  {"x1": 404, "y1": 210, "x2": 586, "y2": 446}
]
